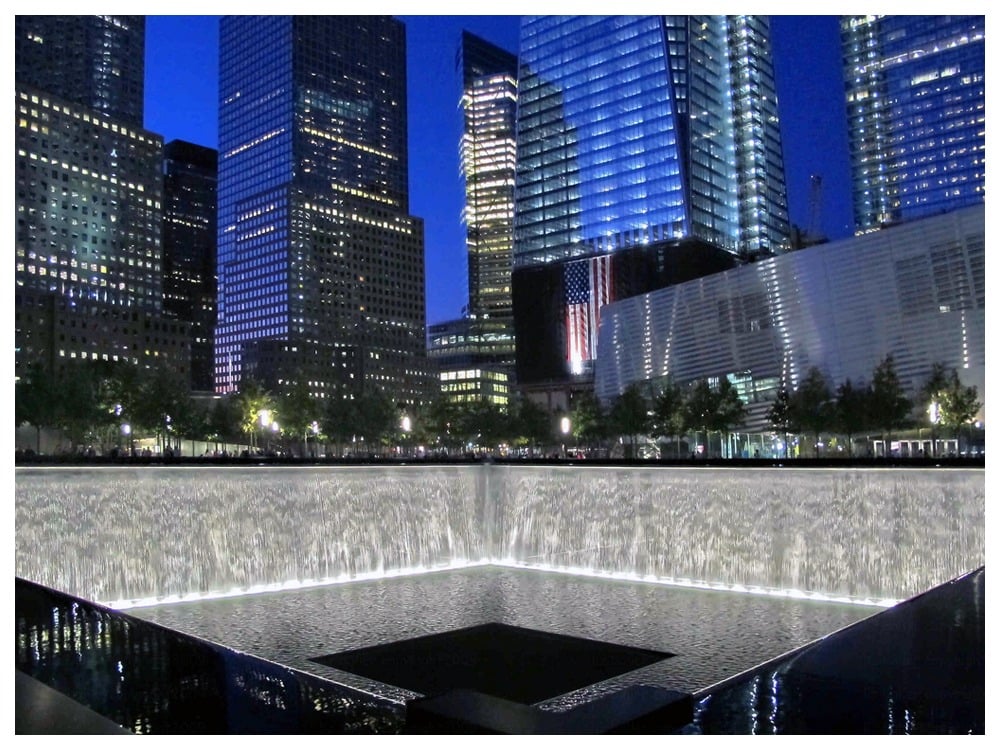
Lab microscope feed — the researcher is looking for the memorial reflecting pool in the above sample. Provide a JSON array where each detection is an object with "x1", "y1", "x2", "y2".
[
  {"x1": 15, "y1": 463, "x2": 984, "y2": 709},
  {"x1": 127, "y1": 565, "x2": 877, "y2": 704}
]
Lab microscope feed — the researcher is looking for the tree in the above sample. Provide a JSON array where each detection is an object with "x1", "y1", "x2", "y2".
[
  {"x1": 133, "y1": 367, "x2": 188, "y2": 452},
  {"x1": 404, "y1": 400, "x2": 439, "y2": 453},
  {"x1": 234, "y1": 379, "x2": 274, "y2": 451},
  {"x1": 609, "y1": 384, "x2": 650, "y2": 459},
  {"x1": 15, "y1": 362, "x2": 59, "y2": 454},
  {"x1": 868, "y1": 355, "x2": 912, "y2": 455},
  {"x1": 277, "y1": 379, "x2": 320, "y2": 456},
  {"x1": 458, "y1": 399, "x2": 507, "y2": 454},
  {"x1": 92, "y1": 360, "x2": 146, "y2": 451},
  {"x1": 935, "y1": 369, "x2": 982, "y2": 452},
  {"x1": 767, "y1": 388, "x2": 798, "y2": 458},
  {"x1": 510, "y1": 397, "x2": 552, "y2": 455},
  {"x1": 353, "y1": 389, "x2": 397, "y2": 455},
  {"x1": 679, "y1": 378, "x2": 746, "y2": 459},
  {"x1": 570, "y1": 391, "x2": 609, "y2": 455},
  {"x1": 173, "y1": 401, "x2": 210, "y2": 457},
  {"x1": 650, "y1": 381, "x2": 686, "y2": 458},
  {"x1": 322, "y1": 395, "x2": 359, "y2": 457},
  {"x1": 683, "y1": 379, "x2": 718, "y2": 458},
  {"x1": 714, "y1": 378, "x2": 746, "y2": 458},
  {"x1": 790, "y1": 367, "x2": 832, "y2": 457},
  {"x1": 832, "y1": 379, "x2": 868, "y2": 458},
  {"x1": 206, "y1": 396, "x2": 241, "y2": 451},
  {"x1": 921, "y1": 362, "x2": 956, "y2": 457},
  {"x1": 447, "y1": 400, "x2": 482, "y2": 450},
  {"x1": 920, "y1": 362, "x2": 951, "y2": 408},
  {"x1": 54, "y1": 361, "x2": 111, "y2": 452},
  {"x1": 421, "y1": 395, "x2": 461, "y2": 454}
]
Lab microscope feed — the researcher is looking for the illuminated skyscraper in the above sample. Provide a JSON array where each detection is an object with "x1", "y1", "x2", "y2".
[
  {"x1": 511, "y1": 16, "x2": 789, "y2": 392},
  {"x1": 14, "y1": 16, "x2": 192, "y2": 384},
  {"x1": 842, "y1": 15, "x2": 986, "y2": 232},
  {"x1": 459, "y1": 31, "x2": 518, "y2": 368},
  {"x1": 215, "y1": 16, "x2": 431, "y2": 403},
  {"x1": 15, "y1": 15, "x2": 145, "y2": 125}
]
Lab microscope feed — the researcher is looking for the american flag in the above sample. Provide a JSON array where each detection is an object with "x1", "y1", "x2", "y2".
[{"x1": 564, "y1": 254, "x2": 613, "y2": 370}]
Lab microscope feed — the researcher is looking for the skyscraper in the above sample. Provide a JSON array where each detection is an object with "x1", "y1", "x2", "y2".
[
  {"x1": 215, "y1": 16, "x2": 431, "y2": 404},
  {"x1": 459, "y1": 31, "x2": 519, "y2": 367},
  {"x1": 14, "y1": 16, "x2": 191, "y2": 384},
  {"x1": 842, "y1": 16, "x2": 986, "y2": 232},
  {"x1": 511, "y1": 16, "x2": 789, "y2": 394},
  {"x1": 15, "y1": 15, "x2": 146, "y2": 125},
  {"x1": 162, "y1": 140, "x2": 218, "y2": 392}
]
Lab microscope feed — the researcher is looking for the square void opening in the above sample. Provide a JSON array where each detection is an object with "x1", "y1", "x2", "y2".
[{"x1": 310, "y1": 622, "x2": 673, "y2": 705}]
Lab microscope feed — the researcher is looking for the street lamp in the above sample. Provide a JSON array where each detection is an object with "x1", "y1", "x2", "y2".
[
  {"x1": 257, "y1": 409, "x2": 272, "y2": 454},
  {"x1": 560, "y1": 416, "x2": 571, "y2": 458},
  {"x1": 309, "y1": 420, "x2": 320, "y2": 458},
  {"x1": 121, "y1": 423, "x2": 133, "y2": 457},
  {"x1": 400, "y1": 415, "x2": 412, "y2": 458},
  {"x1": 928, "y1": 401, "x2": 941, "y2": 457}
]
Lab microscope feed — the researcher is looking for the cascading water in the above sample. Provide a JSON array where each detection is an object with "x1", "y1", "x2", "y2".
[
  {"x1": 15, "y1": 464, "x2": 985, "y2": 608},
  {"x1": 487, "y1": 465, "x2": 984, "y2": 602}
]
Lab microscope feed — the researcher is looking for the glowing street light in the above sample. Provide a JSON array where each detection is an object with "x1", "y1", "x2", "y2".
[
  {"x1": 928, "y1": 401, "x2": 941, "y2": 457},
  {"x1": 928, "y1": 401, "x2": 940, "y2": 425},
  {"x1": 121, "y1": 423, "x2": 133, "y2": 456}
]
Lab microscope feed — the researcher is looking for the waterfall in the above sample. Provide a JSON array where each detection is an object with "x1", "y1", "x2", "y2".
[{"x1": 15, "y1": 464, "x2": 985, "y2": 607}]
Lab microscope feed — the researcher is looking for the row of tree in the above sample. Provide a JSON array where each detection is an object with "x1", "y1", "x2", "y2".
[
  {"x1": 766, "y1": 357, "x2": 981, "y2": 457},
  {"x1": 13, "y1": 359, "x2": 560, "y2": 457},
  {"x1": 568, "y1": 377, "x2": 746, "y2": 458},
  {"x1": 566, "y1": 355, "x2": 980, "y2": 459},
  {"x1": 15, "y1": 360, "x2": 192, "y2": 455},
  {"x1": 15, "y1": 355, "x2": 981, "y2": 459}
]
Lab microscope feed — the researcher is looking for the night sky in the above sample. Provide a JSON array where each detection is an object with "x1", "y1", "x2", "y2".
[{"x1": 143, "y1": 15, "x2": 853, "y2": 327}]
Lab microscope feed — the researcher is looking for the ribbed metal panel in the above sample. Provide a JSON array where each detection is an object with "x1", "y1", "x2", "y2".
[{"x1": 594, "y1": 206, "x2": 986, "y2": 426}]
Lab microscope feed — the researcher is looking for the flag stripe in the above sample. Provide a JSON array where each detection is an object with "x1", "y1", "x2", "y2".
[{"x1": 564, "y1": 254, "x2": 613, "y2": 365}]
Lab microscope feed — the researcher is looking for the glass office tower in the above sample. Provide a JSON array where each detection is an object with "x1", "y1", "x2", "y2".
[
  {"x1": 512, "y1": 16, "x2": 789, "y2": 387},
  {"x1": 13, "y1": 17, "x2": 193, "y2": 385},
  {"x1": 163, "y1": 141, "x2": 218, "y2": 392},
  {"x1": 15, "y1": 15, "x2": 145, "y2": 125},
  {"x1": 215, "y1": 16, "x2": 430, "y2": 402},
  {"x1": 459, "y1": 32, "x2": 519, "y2": 366},
  {"x1": 842, "y1": 16, "x2": 985, "y2": 232}
]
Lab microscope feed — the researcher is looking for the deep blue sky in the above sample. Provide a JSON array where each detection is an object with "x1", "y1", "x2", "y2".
[{"x1": 144, "y1": 15, "x2": 852, "y2": 326}]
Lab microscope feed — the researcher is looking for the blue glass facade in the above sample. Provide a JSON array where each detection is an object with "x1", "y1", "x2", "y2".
[
  {"x1": 215, "y1": 17, "x2": 428, "y2": 400},
  {"x1": 512, "y1": 16, "x2": 789, "y2": 386},
  {"x1": 842, "y1": 16, "x2": 986, "y2": 231},
  {"x1": 514, "y1": 16, "x2": 788, "y2": 267},
  {"x1": 515, "y1": 16, "x2": 688, "y2": 265},
  {"x1": 216, "y1": 16, "x2": 292, "y2": 390}
]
